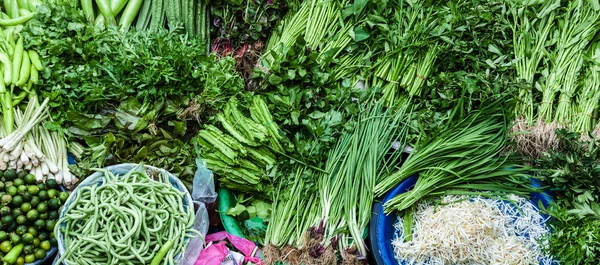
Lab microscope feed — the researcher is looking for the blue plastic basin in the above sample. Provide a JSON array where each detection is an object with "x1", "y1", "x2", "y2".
[{"x1": 369, "y1": 175, "x2": 553, "y2": 265}]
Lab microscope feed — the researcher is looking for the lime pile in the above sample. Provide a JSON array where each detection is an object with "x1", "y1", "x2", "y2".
[{"x1": 0, "y1": 170, "x2": 68, "y2": 264}]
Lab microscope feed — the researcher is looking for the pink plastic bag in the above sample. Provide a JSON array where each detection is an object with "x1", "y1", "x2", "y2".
[{"x1": 195, "y1": 232, "x2": 262, "y2": 265}]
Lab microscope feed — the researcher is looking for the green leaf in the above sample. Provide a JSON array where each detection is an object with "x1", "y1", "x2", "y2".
[
  {"x1": 353, "y1": 0, "x2": 367, "y2": 15},
  {"x1": 351, "y1": 27, "x2": 370, "y2": 42},
  {"x1": 269, "y1": 74, "x2": 283, "y2": 84}
]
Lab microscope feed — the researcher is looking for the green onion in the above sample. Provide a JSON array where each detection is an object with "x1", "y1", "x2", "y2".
[{"x1": 375, "y1": 96, "x2": 535, "y2": 214}]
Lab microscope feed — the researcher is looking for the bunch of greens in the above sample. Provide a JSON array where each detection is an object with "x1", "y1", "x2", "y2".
[
  {"x1": 542, "y1": 203, "x2": 600, "y2": 265},
  {"x1": 536, "y1": 129, "x2": 600, "y2": 200},
  {"x1": 376, "y1": 96, "x2": 535, "y2": 214},
  {"x1": 20, "y1": 2, "x2": 244, "y2": 181},
  {"x1": 534, "y1": 129, "x2": 600, "y2": 264}
]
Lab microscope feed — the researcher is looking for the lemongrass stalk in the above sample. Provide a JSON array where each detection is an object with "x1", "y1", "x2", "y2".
[
  {"x1": 23, "y1": 163, "x2": 31, "y2": 171},
  {"x1": 0, "y1": 98, "x2": 49, "y2": 151},
  {"x1": 45, "y1": 159, "x2": 59, "y2": 174},
  {"x1": 19, "y1": 150, "x2": 28, "y2": 164}
]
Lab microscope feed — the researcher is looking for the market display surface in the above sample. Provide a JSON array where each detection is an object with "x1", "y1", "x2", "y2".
[{"x1": 0, "y1": 0, "x2": 597, "y2": 264}]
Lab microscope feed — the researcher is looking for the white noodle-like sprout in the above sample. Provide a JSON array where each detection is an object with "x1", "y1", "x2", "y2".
[{"x1": 392, "y1": 195, "x2": 557, "y2": 265}]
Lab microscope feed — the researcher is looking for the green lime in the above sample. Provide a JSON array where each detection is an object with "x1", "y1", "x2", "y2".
[
  {"x1": 32, "y1": 238, "x2": 40, "y2": 248},
  {"x1": 0, "y1": 206, "x2": 9, "y2": 216},
  {"x1": 29, "y1": 185, "x2": 41, "y2": 196},
  {"x1": 16, "y1": 186, "x2": 27, "y2": 195},
  {"x1": 57, "y1": 192, "x2": 69, "y2": 204},
  {"x1": 23, "y1": 245, "x2": 34, "y2": 255},
  {"x1": 26, "y1": 210, "x2": 38, "y2": 221},
  {"x1": 29, "y1": 196, "x2": 40, "y2": 207},
  {"x1": 38, "y1": 232, "x2": 49, "y2": 241},
  {"x1": 39, "y1": 212, "x2": 48, "y2": 220},
  {"x1": 11, "y1": 208, "x2": 22, "y2": 217},
  {"x1": 33, "y1": 220, "x2": 44, "y2": 230},
  {"x1": 15, "y1": 215, "x2": 26, "y2": 225},
  {"x1": 24, "y1": 174, "x2": 36, "y2": 185},
  {"x1": 20, "y1": 202, "x2": 31, "y2": 213},
  {"x1": 49, "y1": 237, "x2": 57, "y2": 247},
  {"x1": 9, "y1": 232, "x2": 20, "y2": 244},
  {"x1": 21, "y1": 191, "x2": 32, "y2": 202},
  {"x1": 36, "y1": 202, "x2": 47, "y2": 214},
  {"x1": 40, "y1": 240, "x2": 51, "y2": 251},
  {"x1": 5, "y1": 222, "x2": 16, "y2": 232},
  {"x1": 46, "y1": 179, "x2": 58, "y2": 189},
  {"x1": 17, "y1": 171, "x2": 27, "y2": 179},
  {"x1": 15, "y1": 256, "x2": 24, "y2": 265},
  {"x1": 0, "y1": 232, "x2": 6, "y2": 242},
  {"x1": 27, "y1": 227, "x2": 37, "y2": 237},
  {"x1": 13, "y1": 179, "x2": 24, "y2": 187},
  {"x1": 15, "y1": 225, "x2": 27, "y2": 235},
  {"x1": 48, "y1": 211, "x2": 58, "y2": 220},
  {"x1": 0, "y1": 182, "x2": 5, "y2": 191},
  {"x1": 0, "y1": 241, "x2": 11, "y2": 253},
  {"x1": 45, "y1": 220, "x2": 56, "y2": 232},
  {"x1": 21, "y1": 233, "x2": 33, "y2": 244},
  {"x1": 27, "y1": 185, "x2": 39, "y2": 196},
  {"x1": 0, "y1": 170, "x2": 4, "y2": 178},
  {"x1": 5, "y1": 186, "x2": 16, "y2": 196},
  {"x1": 11, "y1": 195, "x2": 23, "y2": 207},
  {"x1": 38, "y1": 190, "x2": 48, "y2": 201},
  {"x1": 2, "y1": 215, "x2": 13, "y2": 225},
  {"x1": 4, "y1": 170, "x2": 17, "y2": 181},
  {"x1": 0, "y1": 194, "x2": 12, "y2": 205},
  {"x1": 47, "y1": 189, "x2": 57, "y2": 199},
  {"x1": 34, "y1": 248, "x2": 46, "y2": 259},
  {"x1": 48, "y1": 198, "x2": 60, "y2": 210},
  {"x1": 3, "y1": 182, "x2": 11, "y2": 188},
  {"x1": 24, "y1": 254, "x2": 35, "y2": 263},
  {"x1": 36, "y1": 184, "x2": 45, "y2": 191}
]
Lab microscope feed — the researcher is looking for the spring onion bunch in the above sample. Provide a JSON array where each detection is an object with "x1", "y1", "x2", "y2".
[
  {"x1": 375, "y1": 97, "x2": 535, "y2": 213},
  {"x1": 314, "y1": 100, "x2": 409, "y2": 258}
]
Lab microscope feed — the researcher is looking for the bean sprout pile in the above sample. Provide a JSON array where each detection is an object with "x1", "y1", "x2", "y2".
[
  {"x1": 392, "y1": 195, "x2": 556, "y2": 265},
  {"x1": 56, "y1": 166, "x2": 199, "y2": 265}
]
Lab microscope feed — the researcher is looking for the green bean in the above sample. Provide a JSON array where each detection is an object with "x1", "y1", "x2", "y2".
[{"x1": 58, "y1": 165, "x2": 196, "y2": 265}]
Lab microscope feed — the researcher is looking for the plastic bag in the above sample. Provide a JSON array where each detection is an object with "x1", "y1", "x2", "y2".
[
  {"x1": 183, "y1": 159, "x2": 218, "y2": 265},
  {"x1": 195, "y1": 232, "x2": 263, "y2": 265},
  {"x1": 54, "y1": 163, "x2": 216, "y2": 265}
]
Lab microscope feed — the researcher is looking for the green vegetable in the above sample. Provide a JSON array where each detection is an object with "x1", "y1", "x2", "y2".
[
  {"x1": 2, "y1": 243, "x2": 23, "y2": 264},
  {"x1": 0, "y1": 241, "x2": 10, "y2": 254},
  {"x1": 150, "y1": 240, "x2": 173, "y2": 265},
  {"x1": 56, "y1": 165, "x2": 198, "y2": 265},
  {"x1": 118, "y1": 0, "x2": 142, "y2": 30},
  {"x1": 15, "y1": 51, "x2": 29, "y2": 87}
]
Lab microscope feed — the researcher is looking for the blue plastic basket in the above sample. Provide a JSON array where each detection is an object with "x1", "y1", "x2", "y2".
[
  {"x1": 56, "y1": 163, "x2": 193, "y2": 264},
  {"x1": 369, "y1": 175, "x2": 553, "y2": 265}
]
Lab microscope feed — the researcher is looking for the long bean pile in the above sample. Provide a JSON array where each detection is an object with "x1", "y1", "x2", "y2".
[{"x1": 55, "y1": 166, "x2": 197, "y2": 265}]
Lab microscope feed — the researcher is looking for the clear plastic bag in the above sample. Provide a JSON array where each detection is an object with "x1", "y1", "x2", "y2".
[{"x1": 54, "y1": 163, "x2": 216, "y2": 265}]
